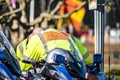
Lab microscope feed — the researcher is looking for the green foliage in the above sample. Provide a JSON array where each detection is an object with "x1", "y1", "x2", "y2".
[{"x1": 104, "y1": 65, "x2": 120, "y2": 80}]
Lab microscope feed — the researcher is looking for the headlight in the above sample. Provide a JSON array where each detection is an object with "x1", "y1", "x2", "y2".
[{"x1": 54, "y1": 54, "x2": 65, "y2": 63}]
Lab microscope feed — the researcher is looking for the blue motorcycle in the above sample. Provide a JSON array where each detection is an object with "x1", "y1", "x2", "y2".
[
  {"x1": 46, "y1": 48, "x2": 107, "y2": 80},
  {"x1": 22, "y1": 48, "x2": 87, "y2": 80},
  {"x1": 0, "y1": 31, "x2": 73, "y2": 80},
  {"x1": 23, "y1": 48, "x2": 107, "y2": 80},
  {"x1": 46, "y1": 48, "x2": 87, "y2": 80},
  {"x1": 22, "y1": 51, "x2": 73, "y2": 80},
  {"x1": 0, "y1": 32, "x2": 26, "y2": 80}
]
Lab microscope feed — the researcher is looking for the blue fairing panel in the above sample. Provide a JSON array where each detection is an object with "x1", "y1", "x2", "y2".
[
  {"x1": 54, "y1": 65, "x2": 72, "y2": 80},
  {"x1": 0, "y1": 62, "x2": 14, "y2": 80}
]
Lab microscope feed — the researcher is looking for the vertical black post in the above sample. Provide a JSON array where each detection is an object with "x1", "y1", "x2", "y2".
[{"x1": 94, "y1": 0, "x2": 105, "y2": 71}]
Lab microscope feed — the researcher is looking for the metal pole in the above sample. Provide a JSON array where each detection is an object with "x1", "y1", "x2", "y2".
[
  {"x1": 94, "y1": 0, "x2": 105, "y2": 71},
  {"x1": 29, "y1": 0, "x2": 35, "y2": 28}
]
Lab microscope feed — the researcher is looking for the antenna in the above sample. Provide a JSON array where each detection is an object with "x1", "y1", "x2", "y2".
[{"x1": 108, "y1": 29, "x2": 111, "y2": 80}]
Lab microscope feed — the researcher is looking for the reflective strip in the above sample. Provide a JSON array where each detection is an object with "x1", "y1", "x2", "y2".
[
  {"x1": 19, "y1": 43, "x2": 23, "y2": 53},
  {"x1": 37, "y1": 33, "x2": 49, "y2": 53},
  {"x1": 22, "y1": 54, "x2": 35, "y2": 62},
  {"x1": 37, "y1": 31, "x2": 69, "y2": 53},
  {"x1": 83, "y1": 52, "x2": 89, "y2": 60},
  {"x1": 68, "y1": 36, "x2": 83, "y2": 60}
]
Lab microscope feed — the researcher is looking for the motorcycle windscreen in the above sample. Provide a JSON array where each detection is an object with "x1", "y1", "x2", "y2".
[
  {"x1": 0, "y1": 32, "x2": 21, "y2": 75},
  {"x1": 46, "y1": 48, "x2": 86, "y2": 78},
  {"x1": 66, "y1": 51, "x2": 86, "y2": 78}
]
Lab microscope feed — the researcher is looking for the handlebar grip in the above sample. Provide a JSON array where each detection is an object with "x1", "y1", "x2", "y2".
[
  {"x1": 22, "y1": 59, "x2": 45, "y2": 64},
  {"x1": 22, "y1": 60, "x2": 31, "y2": 64}
]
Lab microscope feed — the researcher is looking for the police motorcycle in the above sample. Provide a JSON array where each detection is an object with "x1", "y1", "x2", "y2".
[
  {"x1": 22, "y1": 48, "x2": 74, "y2": 80},
  {"x1": 0, "y1": 32, "x2": 27, "y2": 80},
  {"x1": 22, "y1": 38, "x2": 107, "y2": 80},
  {"x1": 23, "y1": 47, "x2": 107, "y2": 80},
  {"x1": 46, "y1": 48, "x2": 87, "y2": 80},
  {"x1": 46, "y1": 48, "x2": 107, "y2": 80},
  {"x1": 22, "y1": 48, "x2": 88, "y2": 80},
  {"x1": 45, "y1": 48, "x2": 107, "y2": 80}
]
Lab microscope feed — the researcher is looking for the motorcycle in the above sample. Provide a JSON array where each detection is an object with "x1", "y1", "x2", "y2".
[
  {"x1": 0, "y1": 31, "x2": 92, "y2": 80},
  {"x1": 0, "y1": 32, "x2": 26, "y2": 80},
  {"x1": 23, "y1": 48, "x2": 107, "y2": 80},
  {"x1": 0, "y1": 31, "x2": 107, "y2": 80},
  {"x1": 45, "y1": 48, "x2": 107, "y2": 80},
  {"x1": 22, "y1": 52, "x2": 73, "y2": 80},
  {"x1": 23, "y1": 48, "x2": 87, "y2": 80},
  {"x1": 46, "y1": 48, "x2": 87, "y2": 79}
]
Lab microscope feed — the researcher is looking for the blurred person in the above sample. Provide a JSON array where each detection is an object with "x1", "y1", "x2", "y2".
[
  {"x1": 58, "y1": 0, "x2": 86, "y2": 36},
  {"x1": 10, "y1": 17, "x2": 25, "y2": 49},
  {"x1": 104, "y1": 25, "x2": 111, "y2": 43},
  {"x1": 16, "y1": 27, "x2": 43, "y2": 62},
  {"x1": 109, "y1": 22, "x2": 120, "y2": 43},
  {"x1": 115, "y1": 22, "x2": 120, "y2": 39},
  {"x1": 16, "y1": 27, "x2": 92, "y2": 76}
]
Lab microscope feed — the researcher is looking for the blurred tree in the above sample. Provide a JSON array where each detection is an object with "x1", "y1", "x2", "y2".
[
  {"x1": 0, "y1": 0, "x2": 86, "y2": 48},
  {"x1": 105, "y1": 0, "x2": 120, "y2": 27}
]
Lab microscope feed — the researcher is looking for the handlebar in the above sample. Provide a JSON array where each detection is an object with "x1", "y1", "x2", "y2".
[
  {"x1": 22, "y1": 59, "x2": 45, "y2": 67},
  {"x1": 22, "y1": 59, "x2": 45, "y2": 63}
]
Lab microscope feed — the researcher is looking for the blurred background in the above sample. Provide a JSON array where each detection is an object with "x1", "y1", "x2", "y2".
[{"x1": 0, "y1": 0, "x2": 120, "y2": 79}]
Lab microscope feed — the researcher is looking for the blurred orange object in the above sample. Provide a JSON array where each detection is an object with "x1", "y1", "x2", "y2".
[{"x1": 58, "y1": 0, "x2": 86, "y2": 32}]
